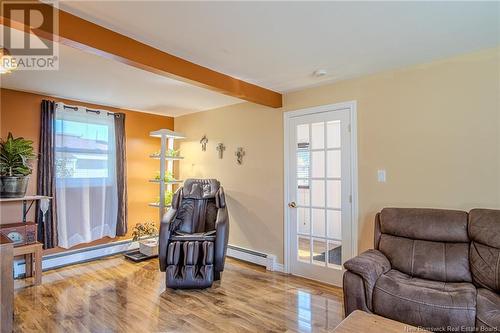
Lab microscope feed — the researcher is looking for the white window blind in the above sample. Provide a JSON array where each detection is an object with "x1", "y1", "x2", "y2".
[{"x1": 297, "y1": 142, "x2": 309, "y2": 187}]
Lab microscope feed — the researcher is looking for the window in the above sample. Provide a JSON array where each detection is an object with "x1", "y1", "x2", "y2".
[
  {"x1": 55, "y1": 110, "x2": 116, "y2": 185},
  {"x1": 55, "y1": 104, "x2": 118, "y2": 248}
]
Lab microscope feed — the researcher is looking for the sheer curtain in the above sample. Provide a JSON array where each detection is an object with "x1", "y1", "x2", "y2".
[{"x1": 55, "y1": 103, "x2": 118, "y2": 248}]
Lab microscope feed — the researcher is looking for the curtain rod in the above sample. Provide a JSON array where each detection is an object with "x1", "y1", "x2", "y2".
[{"x1": 60, "y1": 104, "x2": 118, "y2": 117}]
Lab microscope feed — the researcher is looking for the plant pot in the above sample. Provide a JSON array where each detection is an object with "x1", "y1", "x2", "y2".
[
  {"x1": 0, "y1": 176, "x2": 29, "y2": 198},
  {"x1": 139, "y1": 238, "x2": 158, "y2": 257}
]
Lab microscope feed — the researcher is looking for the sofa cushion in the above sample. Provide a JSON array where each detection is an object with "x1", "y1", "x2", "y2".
[
  {"x1": 469, "y1": 209, "x2": 500, "y2": 248},
  {"x1": 469, "y1": 209, "x2": 500, "y2": 292},
  {"x1": 379, "y1": 234, "x2": 471, "y2": 282},
  {"x1": 470, "y1": 241, "x2": 500, "y2": 292},
  {"x1": 380, "y1": 208, "x2": 469, "y2": 242},
  {"x1": 476, "y1": 288, "x2": 500, "y2": 330},
  {"x1": 373, "y1": 270, "x2": 476, "y2": 331}
]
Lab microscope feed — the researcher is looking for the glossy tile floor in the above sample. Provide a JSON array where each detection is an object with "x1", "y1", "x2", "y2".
[{"x1": 14, "y1": 256, "x2": 344, "y2": 332}]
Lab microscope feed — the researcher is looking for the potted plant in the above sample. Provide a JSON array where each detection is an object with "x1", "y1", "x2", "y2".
[
  {"x1": 151, "y1": 149, "x2": 180, "y2": 158},
  {"x1": 166, "y1": 149, "x2": 180, "y2": 157},
  {"x1": 132, "y1": 222, "x2": 159, "y2": 256},
  {"x1": 154, "y1": 171, "x2": 175, "y2": 182},
  {"x1": 154, "y1": 190, "x2": 174, "y2": 207},
  {"x1": 0, "y1": 133, "x2": 36, "y2": 198}
]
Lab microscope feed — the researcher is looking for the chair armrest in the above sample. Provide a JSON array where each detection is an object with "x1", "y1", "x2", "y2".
[
  {"x1": 214, "y1": 207, "x2": 229, "y2": 273},
  {"x1": 343, "y1": 249, "x2": 391, "y2": 311},
  {"x1": 158, "y1": 208, "x2": 176, "y2": 272}
]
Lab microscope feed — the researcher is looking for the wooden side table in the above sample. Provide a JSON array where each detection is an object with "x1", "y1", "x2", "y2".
[
  {"x1": 0, "y1": 234, "x2": 14, "y2": 333},
  {"x1": 0, "y1": 195, "x2": 50, "y2": 288},
  {"x1": 13, "y1": 242, "x2": 43, "y2": 286},
  {"x1": 333, "y1": 310, "x2": 430, "y2": 333}
]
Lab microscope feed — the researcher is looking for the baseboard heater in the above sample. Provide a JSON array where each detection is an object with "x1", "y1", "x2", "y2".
[
  {"x1": 226, "y1": 244, "x2": 282, "y2": 271},
  {"x1": 14, "y1": 239, "x2": 139, "y2": 278},
  {"x1": 14, "y1": 240, "x2": 283, "y2": 278}
]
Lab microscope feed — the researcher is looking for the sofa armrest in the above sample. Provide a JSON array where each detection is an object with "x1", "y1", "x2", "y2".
[
  {"x1": 343, "y1": 249, "x2": 391, "y2": 311},
  {"x1": 343, "y1": 271, "x2": 372, "y2": 316},
  {"x1": 214, "y1": 207, "x2": 229, "y2": 275},
  {"x1": 158, "y1": 208, "x2": 177, "y2": 272}
]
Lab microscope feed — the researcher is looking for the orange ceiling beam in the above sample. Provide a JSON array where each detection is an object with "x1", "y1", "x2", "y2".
[{"x1": 0, "y1": 1, "x2": 282, "y2": 108}]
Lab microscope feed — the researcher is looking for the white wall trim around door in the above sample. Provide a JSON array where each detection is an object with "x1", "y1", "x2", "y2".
[{"x1": 283, "y1": 101, "x2": 359, "y2": 275}]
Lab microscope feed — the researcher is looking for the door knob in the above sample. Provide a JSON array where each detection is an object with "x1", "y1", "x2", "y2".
[{"x1": 288, "y1": 201, "x2": 297, "y2": 208}]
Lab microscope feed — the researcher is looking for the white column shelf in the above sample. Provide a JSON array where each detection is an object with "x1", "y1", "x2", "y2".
[{"x1": 149, "y1": 129, "x2": 185, "y2": 222}]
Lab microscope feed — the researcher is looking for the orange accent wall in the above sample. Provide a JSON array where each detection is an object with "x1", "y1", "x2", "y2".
[{"x1": 0, "y1": 88, "x2": 175, "y2": 254}]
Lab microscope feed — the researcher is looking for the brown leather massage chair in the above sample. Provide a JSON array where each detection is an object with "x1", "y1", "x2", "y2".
[{"x1": 158, "y1": 179, "x2": 229, "y2": 289}]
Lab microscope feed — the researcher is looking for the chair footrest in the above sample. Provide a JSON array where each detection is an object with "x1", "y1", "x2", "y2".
[
  {"x1": 166, "y1": 265, "x2": 214, "y2": 289},
  {"x1": 166, "y1": 240, "x2": 215, "y2": 289}
]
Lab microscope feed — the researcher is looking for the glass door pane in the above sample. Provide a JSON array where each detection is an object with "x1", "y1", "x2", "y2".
[
  {"x1": 295, "y1": 120, "x2": 343, "y2": 271},
  {"x1": 298, "y1": 236, "x2": 311, "y2": 263},
  {"x1": 312, "y1": 238, "x2": 327, "y2": 266}
]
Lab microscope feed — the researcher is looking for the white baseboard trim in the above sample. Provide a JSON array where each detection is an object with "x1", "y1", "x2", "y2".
[
  {"x1": 226, "y1": 244, "x2": 284, "y2": 272},
  {"x1": 13, "y1": 240, "x2": 285, "y2": 278},
  {"x1": 273, "y1": 263, "x2": 285, "y2": 273}
]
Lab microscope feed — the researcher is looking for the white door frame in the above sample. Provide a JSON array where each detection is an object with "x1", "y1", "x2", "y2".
[{"x1": 283, "y1": 101, "x2": 359, "y2": 276}]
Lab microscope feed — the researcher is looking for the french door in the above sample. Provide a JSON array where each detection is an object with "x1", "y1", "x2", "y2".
[{"x1": 285, "y1": 103, "x2": 356, "y2": 286}]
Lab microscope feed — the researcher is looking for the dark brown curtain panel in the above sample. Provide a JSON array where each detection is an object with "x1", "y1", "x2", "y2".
[
  {"x1": 36, "y1": 100, "x2": 58, "y2": 249},
  {"x1": 114, "y1": 113, "x2": 128, "y2": 236}
]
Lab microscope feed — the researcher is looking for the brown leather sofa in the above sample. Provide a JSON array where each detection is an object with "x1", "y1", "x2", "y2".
[
  {"x1": 343, "y1": 208, "x2": 500, "y2": 332},
  {"x1": 158, "y1": 179, "x2": 229, "y2": 289}
]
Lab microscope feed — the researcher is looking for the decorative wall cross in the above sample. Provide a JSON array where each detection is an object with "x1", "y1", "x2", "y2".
[
  {"x1": 216, "y1": 143, "x2": 226, "y2": 159},
  {"x1": 200, "y1": 135, "x2": 208, "y2": 151},
  {"x1": 235, "y1": 147, "x2": 245, "y2": 165}
]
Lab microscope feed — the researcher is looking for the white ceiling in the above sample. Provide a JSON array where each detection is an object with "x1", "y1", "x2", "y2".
[
  {"x1": 59, "y1": 1, "x2": 500, "y2": 92},
  {"x1": 0, "y1": 33, "x2": 242, "y2": 116},
  {"x1": 2, "y1": 1, "x2": 499, "y2": 116}
]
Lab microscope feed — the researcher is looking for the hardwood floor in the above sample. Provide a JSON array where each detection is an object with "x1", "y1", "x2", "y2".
[{"x1": 14, "y1": 256, "x2": 345, "y2": 332}]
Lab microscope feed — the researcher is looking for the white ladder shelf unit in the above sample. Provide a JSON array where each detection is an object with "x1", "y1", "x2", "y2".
[{"x1": 149, "y1": 129, "x2": 186, "y2": 222}]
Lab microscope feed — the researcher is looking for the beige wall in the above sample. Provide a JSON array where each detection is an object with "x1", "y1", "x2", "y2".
[
  {"x1": 175, "y1": 48, "x2": 500, "y2": 263},
  {"x1": 174, "y1": 104, "x2": 284, "y2": 258}
]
